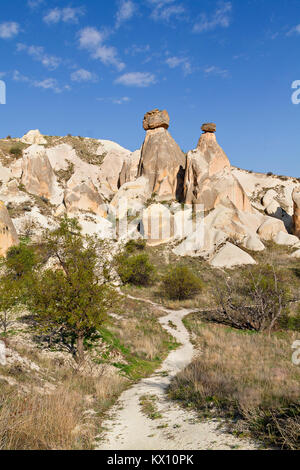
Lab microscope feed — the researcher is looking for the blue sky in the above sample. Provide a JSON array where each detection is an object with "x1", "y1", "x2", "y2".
[{"x1": 1, "y1": 0, "x2": 300, "y2": 176}]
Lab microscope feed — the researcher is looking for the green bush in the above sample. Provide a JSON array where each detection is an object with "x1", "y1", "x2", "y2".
[
  {"x1": 161, "y1": 266, "x2": 203, "y2": 300},
  {"x1": 125, "y1": 239, "x2": 146, "y2": 254},
  {"x1": 9, "y1": 146, "x2": 22, "y2": 157},
  {"x1": 117, "y1": 253, "x2": 155, "y2": 286}
]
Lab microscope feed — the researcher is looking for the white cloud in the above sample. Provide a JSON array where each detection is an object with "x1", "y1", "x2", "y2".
[
  {"x1": 27, "y1": 0, "x2": 44, "y2": 9},
  {"x1": 204, "y1": 65, "x2": 229, "y2": 78},
  {"x1": 33, "y1": 79, "x2": 70, "y2": 93},
  {"x1": 71, "y1": 68, "x2": 98, "y2": 82},
  {"x1": 43, "y1": 7, "x2": 85, "y2": 25},
  {"x1": 0, "y1": 22, "x2": 20, "y2": 39},
  {"x1": 13, "y1": 70, "x2": 69, "y2": 93},
  {"x1": 113, "y1": 96, "x2": 130, "y2": 104},
  {"x1": 193, "y1": 1, "x2": 232, "y2": 33},
  {"x1": 13, "y1": 70, "x2": 30, "y2": 82},
  {"x1": 78, "y1": 27, "x2": 106, "y2": 49},
  {"x1": 78, "y1": 26, "x2": 125, "y2": 71},
  {"x1": 98, "y1": 96, "x2": 131, "y2": 105},
  {"x1": 148, "y1": 0, "x2": 185, "y2": 22},
  {"x1": 166, "y1": 56, "x2": 192, "y2": 75},
  {"x1": 92, "y1": 45, "x2": 125, "y2": 71},
  {"x1": 287, "y1": 24, "x2": 300, "y2": 36},
  {"x1": 125, "y1": 44, "x2": 150, "y2": 55},
  {"x1": 115, "y1": 72, "x2": 156, "y2": 87},
  {"x1": 115, "y1": 0, "x2": 136, "y2": 29},
  {"x1": 17, "y1": 43, "x2": 61, "y2": 70}
]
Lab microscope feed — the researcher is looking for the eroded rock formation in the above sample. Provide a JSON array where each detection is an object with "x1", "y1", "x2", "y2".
[
  {"x1": 184, "y1": 124, "x2": 252, "y2": 212},
  {"x1": 21, "y1": 129, "x2": 47, "y2": 145},
  {"x1": 292, "y1": 187, "x2": 300, "y2": 238},
  {"x1": 64, "y1": 174, "x2": 107, "y2": 218},
  {"x1": 138, "y1": 109, "x2": 186, "y2": 201},
  {"x1": 21, "y1": 145, "x2": 63, "y2": 205},
  {"x1": 0, "y1": 201, "x2": 19, "y2": 257}
]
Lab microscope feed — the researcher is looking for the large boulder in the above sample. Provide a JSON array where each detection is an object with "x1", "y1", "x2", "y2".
[
  {"x1": 21, "y1": 129, "x2": 47, "y2": 145},
  {"x1": 184, "y1": 127, "x2": 251, "y2": 212},
  {"x1": 209, "y1": 242, "x2": 256, "y2": 269},
  {"x1": 110, "y1": 176, "x2": 149, "y2": 220},
  {"x1": 273, "y1": 231, "x2": 299, "y2": 247},
  {"x1": 143, "y1": 109, "x2": 170, "y2": 130},
  {"x1": 64, "y1": 174, "x2": 107, "y2": 218},
  {"x1": 257, "y1": 217, "x2": 287, "y2": 241},
  {"x1": 0, "y1": 201, "x2": 19, "y2": 257},
  {"x1": 173, "y1": 226, "x2": 227, "y2": 258},
  {"x1": 204, "y1": 202, "x2": 263, "y2": 243},
  {"x1": 292, "y1": 187, "x2": 300, "y2": 238},
  {"x1": 21, "y1": 145, "x2": 63, "y2": 205},
  {"x1": 138, "y1": 109, "x2": 186, "y2": 201}
]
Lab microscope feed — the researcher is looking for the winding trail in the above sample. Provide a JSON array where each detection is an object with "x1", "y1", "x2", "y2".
[{"x1": 97, "y1": 297, "x2": 257, "y2": 450}]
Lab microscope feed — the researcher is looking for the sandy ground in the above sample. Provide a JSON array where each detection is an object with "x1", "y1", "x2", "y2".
[{"x1": 97, "y1": 298, "x2": 258, "y2": 450}]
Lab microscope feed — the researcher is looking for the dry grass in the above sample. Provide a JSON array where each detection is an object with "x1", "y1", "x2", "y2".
[
  {"x1": 169, "y1": 315, "x2": 300, "y2": 449},
  {"x1": 0, "y1": 385, "x2": 93, "y2": 450},
  {"x1": 0, "y1": 291, "x2": 176, "y2": 450},
  {"x1": 0, "y1": 366, "x2": 127, "y2": 450}
]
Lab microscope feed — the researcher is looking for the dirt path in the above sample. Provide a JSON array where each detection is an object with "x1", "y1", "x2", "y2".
[{"x1": 97, "y1": 298, "x2": 257, "y2": 450}]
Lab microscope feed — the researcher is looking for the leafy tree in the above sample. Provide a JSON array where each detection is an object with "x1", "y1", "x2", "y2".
[
  {"x1": 0, "y1": 244, "x2": 36, "y2": 342},
  {"x1": 161, "y1": 265, "x2": 203, "y2": 300},
  {"x1": 26, "y1": 217, "x2": 116, "y2": 363}
]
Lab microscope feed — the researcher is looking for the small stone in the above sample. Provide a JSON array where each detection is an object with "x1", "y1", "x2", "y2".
[{"x1": 201, "y1": 123, "x2": 216, "y2": 133}]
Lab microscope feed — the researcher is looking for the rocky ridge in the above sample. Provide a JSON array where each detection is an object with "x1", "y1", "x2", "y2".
[{"x1": 0, "y1": 113, "x2": 300, "y2": 267}]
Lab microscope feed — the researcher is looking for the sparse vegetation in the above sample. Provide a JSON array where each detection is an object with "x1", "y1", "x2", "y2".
[
  {"x1": 161, "y1": 265, "x2": 204, "y2": 300},
  {"x1": 9, "y1": 146, "x2": 23, "y2": 157},
  {"x1": 117, "y1": 252, "x2": 155, "y2": 286},
  {"x1": 169, "y1": 315, "x2": 300, "y2": 449},
  {"x1": 211, "y1": 266, "x2": 290, "y2": 332},
  {"x1": 139, "y1": 395, "x2": 162, "y2": 420}
]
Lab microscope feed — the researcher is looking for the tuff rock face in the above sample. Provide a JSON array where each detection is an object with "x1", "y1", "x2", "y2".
[
  {"x1": 292, "y1": 187, "x2": 300, "y2": 238},
  {"x1": 21, "y1": 129, "x2": 47, "y2": 145},
  {"x1": 138, "y1": 109, "x2": 186, "y2": 201},
  {"x1": 0, "y1": 201, "x2": 19, "y2": 257},
  {"x1": 21, "y1": 145, "x2": 63, "y2": 205},
  {"x1": 64, "y1": 174, "x2": 107, "y2": 218},
  {"x1": 0, "y1": 114, "x2": 298, "y2": 269},
  {"x1": 184, "y1": 128, "x2": 251, "y2": 212}
]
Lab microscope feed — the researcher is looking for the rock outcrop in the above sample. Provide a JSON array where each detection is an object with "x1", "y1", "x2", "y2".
[
  {"x1": 119, "y1": 150, "x2": 140, "y2": 187},
  {"x1": 21, "y1": 129, "x2": 47, "y2": 145},
  {"x1": 21, "y1": 145, "x2": 63, "y2": 205},
  {"x1": 292, "y1": 187, "x2": 300, "y2": 238},
  {"x1": 141, "y1": 203, "x2": 175, "y2": 246},
  {"x1": 184, "y1": 125, "x2": 252, "y2": 212},
  {"x1": 0, "y1": 201, "x2": 19, "y2": 257},
  {"x1": 138, "y1": 109, "x2": 186, "y2": 201},
  {"x1": 64, "y1": 174, "x2": 107, "y2": 218},
  {"x1": 209, "y1": 242, "x2": 256, "y2": 268}
]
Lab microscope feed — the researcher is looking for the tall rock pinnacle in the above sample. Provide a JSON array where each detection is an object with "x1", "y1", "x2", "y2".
[
  {"x1": 184, "y1": 123, "x2": 252, "y2": 212},
  {"x1": 138, "y1": 109, "x2": 186, "y2": 201}
]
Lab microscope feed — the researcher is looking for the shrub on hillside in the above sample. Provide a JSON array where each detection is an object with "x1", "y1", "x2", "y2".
[
  {"x1": 125, "y1": 239, "x2": 146, "y2": 254},
  {"x1": 161, "y1": 266, "x2": 203, "y2": 300},
  {"x1": 211, "y1": 266, "x2": 290, "y2": 332},
  {"x1": 117, "y1": 253, "x2": 155, "y2": 286},
  {"x1": 9, "y1": 146, "x2": 22, "y2": 157}
]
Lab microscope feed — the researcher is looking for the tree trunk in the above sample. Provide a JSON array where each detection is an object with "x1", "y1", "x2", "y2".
[{"x1": 76, "y1": 332, "x2": 85, "y2": 364}]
